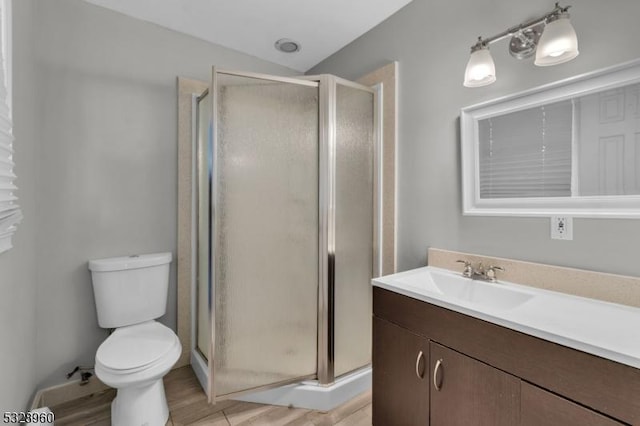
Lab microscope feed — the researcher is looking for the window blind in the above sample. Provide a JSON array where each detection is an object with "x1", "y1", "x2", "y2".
[
  {"x1": 0, "y1": 0, "x2": 20, "y2": 254},
  {"x1": 478, "y1": 100, "x2": 573, "y2": 199}
]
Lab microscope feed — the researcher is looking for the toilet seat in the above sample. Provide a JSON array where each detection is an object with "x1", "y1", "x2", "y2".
[{"x1": 96, "y1": 321, "x2": 180, "y2": 375}]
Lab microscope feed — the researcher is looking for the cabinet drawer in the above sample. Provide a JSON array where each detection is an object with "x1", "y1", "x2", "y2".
[{"x1": 521, "y1": 382, "x2": 624, "y2": 426}]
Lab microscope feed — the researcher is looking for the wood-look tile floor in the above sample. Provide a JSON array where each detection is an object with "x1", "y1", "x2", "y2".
[{"x1": 50, "y1": 366, "x2": 372, "y2": 426}]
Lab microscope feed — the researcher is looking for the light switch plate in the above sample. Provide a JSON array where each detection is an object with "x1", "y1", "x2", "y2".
[{"x1": 551, "y1": 216, "x2": 573, "y2": 240}]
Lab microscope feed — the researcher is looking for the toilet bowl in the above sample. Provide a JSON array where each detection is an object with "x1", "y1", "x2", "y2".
[
  {"x1": 96, "y1": 321, "x2": 181, "y2": 426},
  {"x1": 89, "y1": 253, "x2": 180, "y2": 426}
]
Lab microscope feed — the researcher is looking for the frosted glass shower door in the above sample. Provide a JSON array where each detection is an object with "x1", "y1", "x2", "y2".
[{"x1": 208, "y1": 70, "x2": 320, "y2": 400}]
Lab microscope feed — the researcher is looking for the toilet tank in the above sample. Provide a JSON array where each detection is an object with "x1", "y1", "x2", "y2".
[{"x1": 88, "y1": 252, "x2": 172, "y2": 328}]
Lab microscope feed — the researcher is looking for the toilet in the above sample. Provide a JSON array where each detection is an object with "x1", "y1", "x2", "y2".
[{"x1": 88, "y1": 252, "x2": 181, "y2": 426}]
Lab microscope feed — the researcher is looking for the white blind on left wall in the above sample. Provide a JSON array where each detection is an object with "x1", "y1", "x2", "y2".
[{"x1": 0, "y1": 0, "x2": 20, "y2": 254}]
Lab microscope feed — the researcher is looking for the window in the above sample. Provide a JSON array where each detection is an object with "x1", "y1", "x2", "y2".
[{"x1": 0, "y1": 0, "x2": 20, "y2": 253}]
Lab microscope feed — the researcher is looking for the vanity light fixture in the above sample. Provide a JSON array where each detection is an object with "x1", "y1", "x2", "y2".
[
  {"x1": 463, "y1": 2, "x2": 578, "y2": 88},
  {"x1": 463, "y1": 41, "x2": 496, "y2": 88}
]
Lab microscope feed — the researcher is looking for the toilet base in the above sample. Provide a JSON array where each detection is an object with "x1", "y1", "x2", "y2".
[{"x1": 111, "y1": 379, "x2": 169, "y2": 426}]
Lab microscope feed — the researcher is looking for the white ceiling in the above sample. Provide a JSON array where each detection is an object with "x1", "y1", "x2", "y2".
[{"x1": 83, "y1": 0, "x2": 413, "y2": 72}]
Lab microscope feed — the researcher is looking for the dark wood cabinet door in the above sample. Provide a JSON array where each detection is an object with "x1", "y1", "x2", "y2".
[
  {"x1": 521, "y1": 382, "x2": 624, "y2": 426},
  {"x1": 372, "y1": 317, "x2": 429, "y2": 426},
  {"x1": 430, "y1": 342, "x2": 519, "y2": 426}
]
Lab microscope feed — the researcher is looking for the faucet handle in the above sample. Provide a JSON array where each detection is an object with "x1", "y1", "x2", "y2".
[
  {"x1": 456, "y1": 260, "x2": 473, "y2": 277},
  {"x1": 486, "y1": 265, "x2": 505, "y2": 282}
]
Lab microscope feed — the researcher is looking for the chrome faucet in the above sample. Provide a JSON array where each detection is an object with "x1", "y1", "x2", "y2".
[
  {"x1": 456, "y1": 260, "x2": 505, "y2": 282},
  {"x1": 456, "y1": 260, "x2": 474, "y2": 278}
]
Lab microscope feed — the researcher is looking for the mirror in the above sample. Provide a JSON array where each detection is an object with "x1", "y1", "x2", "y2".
[{"x1": 461, "y1": 60, "x2": 640, "y2": 217}]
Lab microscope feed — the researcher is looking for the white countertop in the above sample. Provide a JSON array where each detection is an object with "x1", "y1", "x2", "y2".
[{"x1": 373, "y1": 266, "x2": 640, "y2": 369}]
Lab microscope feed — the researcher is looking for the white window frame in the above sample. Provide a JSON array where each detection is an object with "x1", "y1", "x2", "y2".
[{"x1": 460, "y1": 59, "x2": 640, "y2": 218}]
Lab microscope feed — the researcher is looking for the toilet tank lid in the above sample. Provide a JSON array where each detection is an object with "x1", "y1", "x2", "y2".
[{"x1": 88, "y1": 252, "x2": 172, "y2": 272}]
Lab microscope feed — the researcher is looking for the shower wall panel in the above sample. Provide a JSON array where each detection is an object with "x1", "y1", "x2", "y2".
[{"x1": 333, "y1": 83, "x2": 374, "y2": 377}]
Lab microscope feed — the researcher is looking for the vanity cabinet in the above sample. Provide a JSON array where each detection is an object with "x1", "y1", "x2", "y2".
[{"x1": 373, "y1": 287, "x2": 638, "y2": 426}]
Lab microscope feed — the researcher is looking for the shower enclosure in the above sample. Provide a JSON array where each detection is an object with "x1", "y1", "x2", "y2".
[{"x1": 193, "y1": 68, "x2": 377, "y2": 403}]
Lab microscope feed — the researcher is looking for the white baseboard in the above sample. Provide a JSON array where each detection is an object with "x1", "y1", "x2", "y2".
[
  {"x1": 29, "y1": 376, "x2": 109, "y2": 410},
  {"x1": 28, "y1": 363, "x2": 186, "y2": 410}
]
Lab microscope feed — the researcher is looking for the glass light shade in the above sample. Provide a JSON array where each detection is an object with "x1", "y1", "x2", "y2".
[
  {"x1": 535, "y1": 14, "x2": 579, "y2": 66},
  {"x1": 463, "y1": 47, "x2": 496, "y2": 87}
]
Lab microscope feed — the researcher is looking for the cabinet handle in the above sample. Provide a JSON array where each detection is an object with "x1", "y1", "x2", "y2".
[
  {"x1": 433, "y1": 358, "x2": 443, "y2": 391},
  {"x1": 415, "y1": 351, "x2": 424, "y2": 379}
]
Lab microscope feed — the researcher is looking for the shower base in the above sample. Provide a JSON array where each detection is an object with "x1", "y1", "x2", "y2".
[
  {"x1": 235, "y1": 366, "x2": 371, "y2": 412},
  {"x1": 191, "y1": 351, "x2": 371, "y2": 412}
]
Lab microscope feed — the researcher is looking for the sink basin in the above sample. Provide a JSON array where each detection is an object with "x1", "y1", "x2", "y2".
[{"x1": 393, "y1": 268, "x2": 534, "y2": 311}]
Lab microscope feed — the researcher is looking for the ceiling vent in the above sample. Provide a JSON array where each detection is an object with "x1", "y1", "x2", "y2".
[{"x1": 275, "y1": 38, "x2": 301, "y2": 53}]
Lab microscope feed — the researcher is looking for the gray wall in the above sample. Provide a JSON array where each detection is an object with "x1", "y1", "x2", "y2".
[
  {"x1": 310, "y1": 0, "x2": 640, "y2": 277},
  {"x1": 0, "y1": 0, "x2": 38, "y2": 412},
  {"x1": 18, "y1": 0, "x2": 296, "y2": 391}
]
